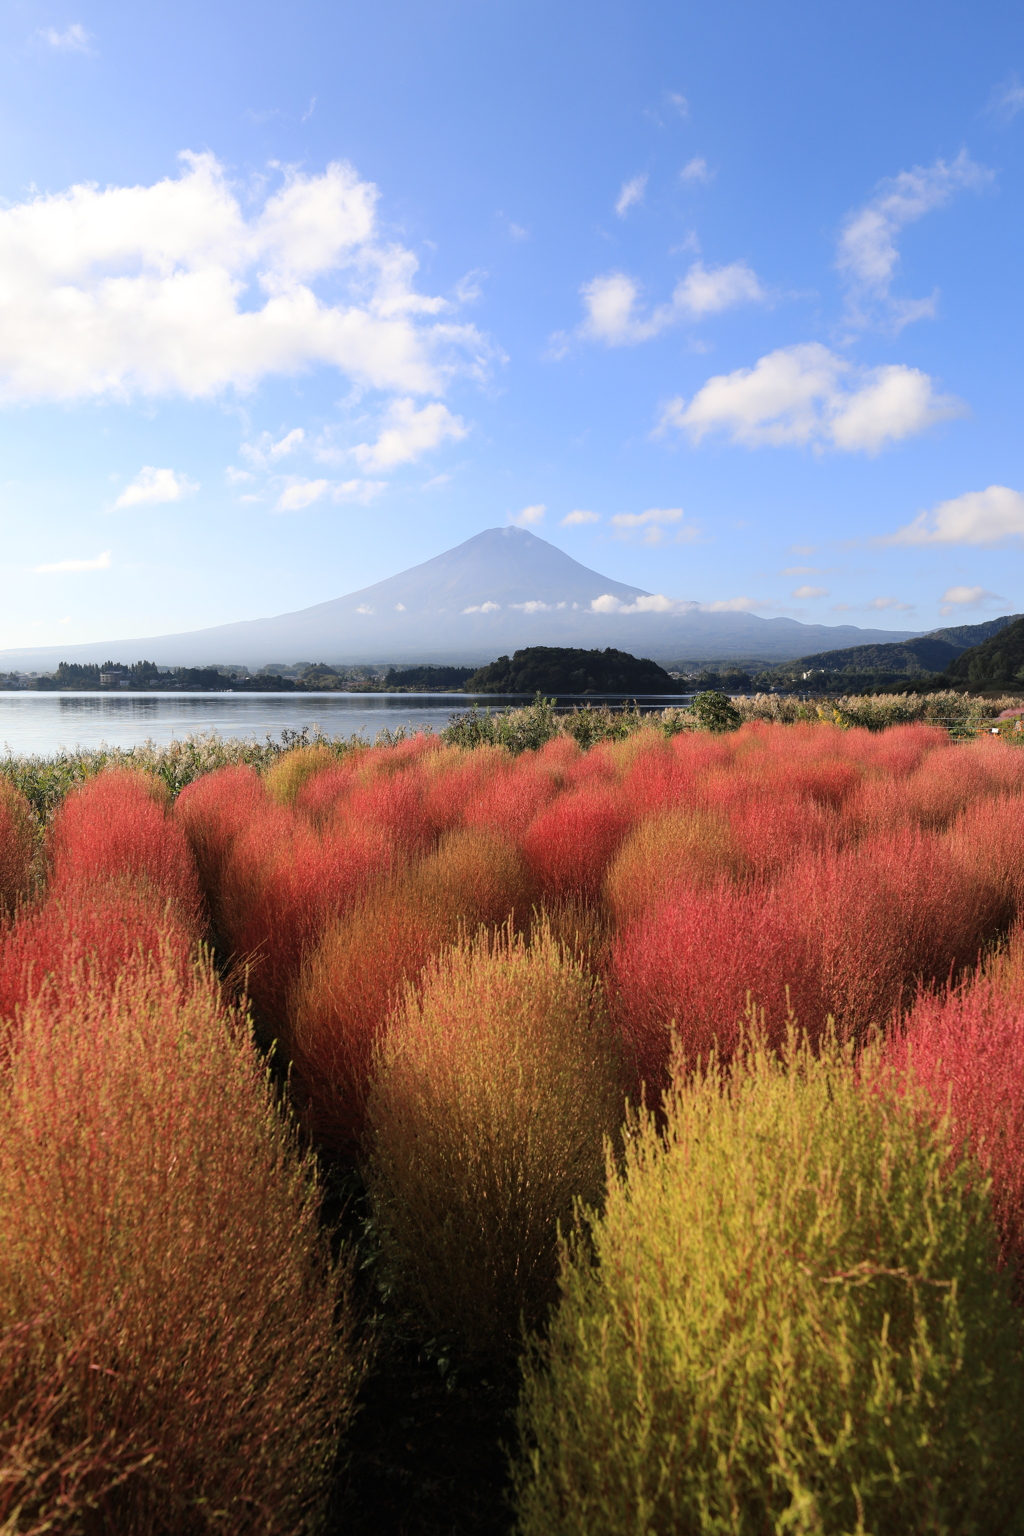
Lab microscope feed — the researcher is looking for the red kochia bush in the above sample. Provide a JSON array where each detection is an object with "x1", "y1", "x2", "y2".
[
  {"x1": 0, "y1": 880, "x2": 195, "y2": 1024},
  {"x1": 521, "y1": 784, "x2": 633, "y2": 901},
  {"x1": 218, "y1": 807, "x2": 394, "y2": 1025},
  {"x1": 893, "y1": 956, "x2": 1024, "y2": 1286},
  {"x1": 175, "y1": 764, "x2": 267, "y2": 930},
  {"x1": 786, "y1": 827, "x2": 1008, "y2": 1037},
  {"x1": 51, "y1": 769, "x2": 203, "y2": 937},
  {"x1": 0, "y1": 778, "x2": 34, "y2": 918},
  {"x1": 0, "y1": 947, "x2": 360, "y2": 1534},
  {"x1": 608, "y1": 881, "x2": 823, "y2": 1096}
]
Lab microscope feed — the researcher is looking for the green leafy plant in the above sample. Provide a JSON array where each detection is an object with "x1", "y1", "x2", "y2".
[{"x1": 689, "y1": 689, "x2": 742, "y2": 732}]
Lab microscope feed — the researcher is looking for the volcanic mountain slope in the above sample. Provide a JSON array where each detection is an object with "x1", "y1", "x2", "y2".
[{"x1": 0, "y1": 527, "x2": 922, "y2": 671}]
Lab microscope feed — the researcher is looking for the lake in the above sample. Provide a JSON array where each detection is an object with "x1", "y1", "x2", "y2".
[{"x1": 0, "y1": 690, "x2": 690, "y2": 757}]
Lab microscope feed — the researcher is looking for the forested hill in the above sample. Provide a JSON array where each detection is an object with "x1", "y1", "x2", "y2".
[
  {"x1": 770, "y1": 614, "x2": 1022, "y2": 682},
  {"x1": 466, "y1": 646, "x2": 678, "y2": 694},
  {"x1": 942, "y1": 616, "x2": 1024, "y2": 690}
]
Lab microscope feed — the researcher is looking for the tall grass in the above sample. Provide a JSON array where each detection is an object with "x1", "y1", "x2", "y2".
[
  {"x1": 0, "y1": 779, "x2": 34, "y2": 918},
  {"x1": 0, "y1": 946, "x2": 361, "y2": 1534},
  {"x1": 366, "y1": 923, "x2": 623, "y2": 1360},
  {"x1": 514, "y1": 1029, "x2": 1024, "y2": 1535}
]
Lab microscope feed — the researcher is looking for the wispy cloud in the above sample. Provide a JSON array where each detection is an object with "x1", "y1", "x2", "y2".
[
  {"x1": 658, "y1": 342, "x2": 964, "y2": 453},
  {"x1": 986, "y1": 77, "x2": 1024, "y2": 125},
  {"x1": 881, "y1": 485, "x2": 1024, "y2": 546},
  {"x1": 34, "y1": 549, "x2": 111, "y2": 573},
  {"x1": 615, "y1": 174, "x2": 648, "y2": 217},
  {"x1": 837, "y1": 150, "x2": 993, "y2": 330},
  {"x1": 680, "y1": 157, "x2": 712, "y2": 185},
  {"x1": 791, "y1": 585, "x2": 828, "y2": 599},
  {"x1": 561, "y1": 509, "x2": 600, "y2": 526},
  {"x1": 609, "y1": 507, "x2": 700, "y2": 546},
  {"x1": 37, "y1": 22, "x2": 93, "y2": 52},
  {"x1": 113, "y1": 465, "x2": 198, "y2": 509},
  {"x1": 577, "y1": 260, "x2": 764, "y2": 346},
  {"x1": 240, "y1": 428, "x2": 306, "y2": 471},
  {"x1": 865, "y1": 596, "x2": 914, "y2": 611},
  {"x1": 273, "y1": 477, "x2": 384, "y2": 512},
  {"x1": 509, "y1": 503, "x2": 546, "y2": 527}
]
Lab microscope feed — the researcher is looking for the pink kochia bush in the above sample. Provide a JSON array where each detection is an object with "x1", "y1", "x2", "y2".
[{"x1": 0, "y1": 946, "x2": 361, "y2": 1535}]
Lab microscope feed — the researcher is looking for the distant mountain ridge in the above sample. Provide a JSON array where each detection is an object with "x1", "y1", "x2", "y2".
[{"x1": 0, "y1": 527, "x2": 923, "y2": 671}]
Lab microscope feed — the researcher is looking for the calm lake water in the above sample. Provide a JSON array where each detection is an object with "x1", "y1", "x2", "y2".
[{"x1": 0, "y1": 691, "x2": 690, "y2": 757}]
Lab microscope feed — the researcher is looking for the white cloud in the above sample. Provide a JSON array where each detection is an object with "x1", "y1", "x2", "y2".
[
  {"x1": 225, "y1": 465, "x2": 255, "y2": 485},
  {"x1": 276, "y1": 477, "x2": 329, "y2": 511},
  {"x1": 510, "y1": 600, "x2": 555, "y2": 613},
  {"x1": 866, "y1": 596, "x2": 914, "y2": 611},
  {"x1": 463, "y1": 600, "x2": 501, "y2": 613},
  {"x1": 609, "y1": 507, "x2": 700, "y2": 546},
  {"x1": 38, "y1": 23, "x2": 92, "y2": 52},
  {"x1": 986, "y1": 77, "x2": 1024, "y2": 125},
  {"x1": 561, "y1": 509, "x2": 600, "y2": 526},
  {"x1": 240, "y1": 428, "x2": 307, "y2": 471},
  {"x1": 589, "y1": 591, "x2": 765, "y2": 616},
  {"x1": 615, "y1": 175, "x2": 648, "y2": 217},
  {"x1": 113, "y1": 465, "x2": 198, "y2": 508},
  {"x1": 34, "y1": 549, "x2": 111, "y2": 573},
  {"x1": 882, "y1": 485, "x2": 1024, "y2": 546},
  {"x1": 268, "y1": 427, "x2": 305, "y2": 459},
  {"x1": 791, "y1": 585, "x2": 828, "y2": 599},
  {"x1": 680, "y1": 158, "x2": 712, "y2": 185},
  {"x1": 0, "y1": 151, "x2": 494, "y2": 403},
  {"x1": 356, "y1": 604, "x2": 374, "y2": 614},
  {"x1": 659, "y1": 342, "x2": 964, "y2": 453},
  {"x1": 939, "y1": 584, "x2": 997, "y2": 615},
  {"x1": 578, "y1": 260, "x2": 763, "y2": 346},
  {"x1": 783, "y1": 565, "x2": 821, "y2": 575},
  {"x1": 351, "y1": 398, "x2": 466, "y2": 471},
  {"x1": 669, "y1": 93, "x2": 689, "y2": 117},
  {"x1": 509, "y1": 503, "x2": 545, "y2": 527},
  {"x1": 837, "y1": 151, "x2": 993, "y2": 328},
  {"x1": 273, "y1": 476, "x2": 383, "y2": 512}
]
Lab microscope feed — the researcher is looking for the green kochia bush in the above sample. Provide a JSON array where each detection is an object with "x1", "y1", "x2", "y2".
[
  {"x1": 366, "y1": 923, "x2": 624, "y2": 1362},
  {"x1": 513, "y1": 1031, "x2": 1024, "y2": 1536}
]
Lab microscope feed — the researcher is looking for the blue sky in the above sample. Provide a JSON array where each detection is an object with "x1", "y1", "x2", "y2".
[{"x1": 0, "y1": 0, "x2": 1021, "y2": 651}]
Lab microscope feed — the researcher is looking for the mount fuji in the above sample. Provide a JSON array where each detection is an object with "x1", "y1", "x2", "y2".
[{"x1": 0, "y1": 527, "x2": 921, "y2": 671}]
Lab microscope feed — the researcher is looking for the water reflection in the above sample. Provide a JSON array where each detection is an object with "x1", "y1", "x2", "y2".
[{"x1": 2, "y1": 690, "x2": 689, "y2": 757}]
